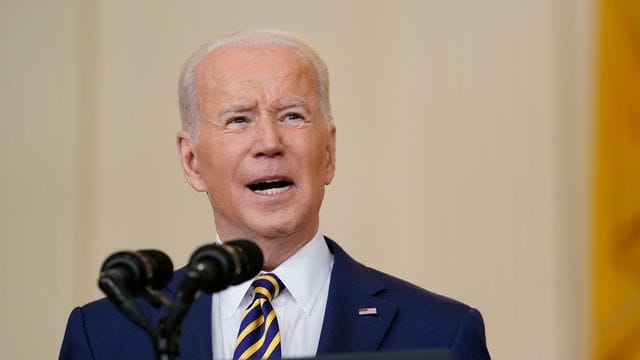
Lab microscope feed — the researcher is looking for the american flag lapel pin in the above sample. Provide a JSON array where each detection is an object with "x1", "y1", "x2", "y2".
[{"x1": 358, "y1": 307, "x2": 378, "y2": 316}]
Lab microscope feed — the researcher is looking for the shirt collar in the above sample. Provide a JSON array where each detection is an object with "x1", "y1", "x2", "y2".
[{"x1": 217, "y1": 230, "x2": 333, "y2": 318}]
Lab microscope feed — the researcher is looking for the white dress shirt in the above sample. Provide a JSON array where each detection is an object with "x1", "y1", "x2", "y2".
[{"x1": 211, "y1": 231, "x2": 334, "y2": 359}]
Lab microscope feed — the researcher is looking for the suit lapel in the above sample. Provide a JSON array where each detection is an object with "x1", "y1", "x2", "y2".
[{"x1": 317, "y1": 238, "x2": 397, "y2": 354}]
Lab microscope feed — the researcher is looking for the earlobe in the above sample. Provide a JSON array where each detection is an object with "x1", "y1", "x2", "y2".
[{"x1": 176, "y1": 132, "x2": 207, "y2": 192}]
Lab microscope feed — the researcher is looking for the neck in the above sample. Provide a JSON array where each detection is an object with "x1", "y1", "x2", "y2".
[{"x1": 257, "y1": 233, "x2": 314, "y2": 271}]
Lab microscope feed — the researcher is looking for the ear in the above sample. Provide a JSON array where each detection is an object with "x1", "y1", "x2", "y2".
[
  {"x1": 324, "y1": 124, "x2": 337, "y2": 185},
  {"x1": 176, "y1": 131, "x2": 208, "y2": 192}
]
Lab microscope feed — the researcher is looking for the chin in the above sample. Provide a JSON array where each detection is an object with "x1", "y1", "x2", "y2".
[
  {"x1": 235, "y1": 204, "x2": 318, "y2": 241},
  {"x1": 251, "y1": 222, "x2": 297, "y2": 240},
  {"x1": 245, "y1": 213, "x2": 308, "y2": 241}
]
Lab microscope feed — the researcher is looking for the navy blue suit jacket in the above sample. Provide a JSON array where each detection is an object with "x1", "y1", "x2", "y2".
[{"x1": 60, "y1": 238, "x2": 490, "y2": 359}]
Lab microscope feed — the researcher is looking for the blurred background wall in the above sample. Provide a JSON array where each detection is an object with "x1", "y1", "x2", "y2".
[{"x1": 0, "y1": 0, "x2": 597, "y2": 359}]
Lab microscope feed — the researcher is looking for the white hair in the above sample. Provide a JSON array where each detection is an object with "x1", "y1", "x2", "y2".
[{"x1": 178, "y1": 29, "x2": 333, "y2": 136}]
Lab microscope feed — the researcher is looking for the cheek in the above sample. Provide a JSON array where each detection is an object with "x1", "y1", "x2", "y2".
[
  {"x1": 196, "y1": 139, "x2": 242, "y2": 180},
  {"x1": 298, "y1": 138, "x2": 330, "y2": 177}
]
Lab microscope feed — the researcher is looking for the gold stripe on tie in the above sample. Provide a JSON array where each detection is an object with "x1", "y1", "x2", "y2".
[
  {"x1": 238, "y1": 309, "x2": 277, "y2": 359},
  {"x1": 254, "y1": 287, "x2": 273, "y2": 301},
  {"x1": 262, "y1": 332, "x2": 281, "y2": 359},
  {"x1": 240, "y1": 299, "x2": 263, "y2": 318},
  {"x1": 256, "y1": 275, "x2": 281, "y2": 297},
  {"x1": 234, "y1": 312, "x2": 265, "y2": 347}
]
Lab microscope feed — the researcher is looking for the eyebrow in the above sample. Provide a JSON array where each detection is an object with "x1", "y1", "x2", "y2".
[
  {"x1": 274, "y1": 100, "x2": 309, "y2": 111},
  {"x1": 218, "y1": 102, "x2": 257, "y2": 117},
  {"x1": 216, "y1": 99, "x2": 310, "y2": 118}
]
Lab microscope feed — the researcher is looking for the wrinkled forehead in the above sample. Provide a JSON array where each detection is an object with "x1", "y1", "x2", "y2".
[{"x1": 195, "y1": 45, "x2": 319, "y2": 99}]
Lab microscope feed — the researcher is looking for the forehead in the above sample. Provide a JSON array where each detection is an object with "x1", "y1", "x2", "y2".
[{"x1": 195, "y1": 45, "x2": 317, "y2": 101}]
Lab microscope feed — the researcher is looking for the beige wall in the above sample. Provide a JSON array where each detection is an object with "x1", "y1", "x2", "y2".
[{"x1": 0, "y1": 1, "x2": 595, "y2": 358}]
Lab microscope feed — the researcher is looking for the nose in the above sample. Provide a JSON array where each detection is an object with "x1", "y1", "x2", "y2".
[{"x1": 253, "y1": 117, "x2": 284, "y2": 158}]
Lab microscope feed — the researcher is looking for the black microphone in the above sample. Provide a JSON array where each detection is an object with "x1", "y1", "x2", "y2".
[
  {"x1": 98, "y1": 249, "x2": 174, "y2": 332},
  {"x1": 189, "y1": 240, "x2": 263, "y2": 292},
  {"x1": 161, "y1": 240, "x2": 262, "y2": 334},
  {"x1": 99, "y1": 250, "x2": 174, "y2": 295}
]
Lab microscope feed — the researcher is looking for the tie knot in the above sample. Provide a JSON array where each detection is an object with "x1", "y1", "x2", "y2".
[{"x1": 252, "y1": 273, "x2": 285, "y2": 302}]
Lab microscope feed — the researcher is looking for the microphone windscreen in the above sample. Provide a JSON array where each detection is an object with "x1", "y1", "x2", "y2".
[
  {"x1": 138, "y1": 249, "x2": 174, "y2": 289},
  {"x1": 188, "y1": 240, "x2": 263, "y2": 292},
  {"x1": 224, "y1": 240, "x2": 263, "y2": 285}
]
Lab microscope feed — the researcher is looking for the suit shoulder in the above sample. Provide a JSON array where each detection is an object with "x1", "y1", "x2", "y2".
[
  {"x1": 63, "y1": 298, "x2": 155, "y2": 358},
  {"x1": 326, "y1": 238, "x2": 482, "y2": 338},
  {"x1": 325, "y1": 238, "x2": 489, "y2": 357},
  {"x1": 365, "y1": 266, "x2": 488, "y2": 354},
  {"x1": 327, "y1": 237, "x2": 473, "y2": 317},
  {"x1": 362, "y1": 264, "x2": 473, "y2": 318},
  {"x1": 76, "y1": 297, "x2": 125, "y2": 322}
]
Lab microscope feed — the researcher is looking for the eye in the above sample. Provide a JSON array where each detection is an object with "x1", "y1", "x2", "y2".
[
  {"x1": 228, "y1": 116, "x2": 248, "y2": 124},
  {"x1": 282, "y1": 113, "x2": 304, "y2": 124},
  {"x1": 225, "y1": 116, "x2": 250, "y2": 129}
]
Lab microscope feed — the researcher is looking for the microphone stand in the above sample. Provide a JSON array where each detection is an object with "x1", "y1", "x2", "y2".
[
  {"x1": 155, "y1": 322, "x2": 180, "y2": 360},
  {"x1": 100, "y1": 277, "x2": 169, "y2": 360},
  {"x1": 155, "y1": 267, "x2": 205, "y2": 360}
]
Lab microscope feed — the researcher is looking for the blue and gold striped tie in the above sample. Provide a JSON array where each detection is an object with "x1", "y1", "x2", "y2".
[{"x1": 233, "y1": 273, "x2": 285, "y2": 359}]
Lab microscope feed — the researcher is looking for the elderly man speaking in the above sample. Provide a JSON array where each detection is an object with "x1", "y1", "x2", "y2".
[{"x1": 60, "y1": 30, "x2": 490, "y2": 360}]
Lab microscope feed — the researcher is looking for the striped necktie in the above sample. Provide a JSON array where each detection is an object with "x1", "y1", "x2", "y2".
[{"x1": 233, "y1": 273, "x2": 285, "y2": 360}]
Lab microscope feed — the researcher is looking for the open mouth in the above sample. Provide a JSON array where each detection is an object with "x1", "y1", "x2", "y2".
[{"x1": 247, "y1": 179, "x2": 294, "y2": 195}]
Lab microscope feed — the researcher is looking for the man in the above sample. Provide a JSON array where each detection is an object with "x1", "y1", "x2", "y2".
[{"x1": 60, "y1": 30, "x2": 490, "y2": 359}]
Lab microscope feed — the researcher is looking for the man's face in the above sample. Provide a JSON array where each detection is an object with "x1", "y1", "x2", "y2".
[{"x1": 178, "y1": 45, "x2": 336, "y2": 245}]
